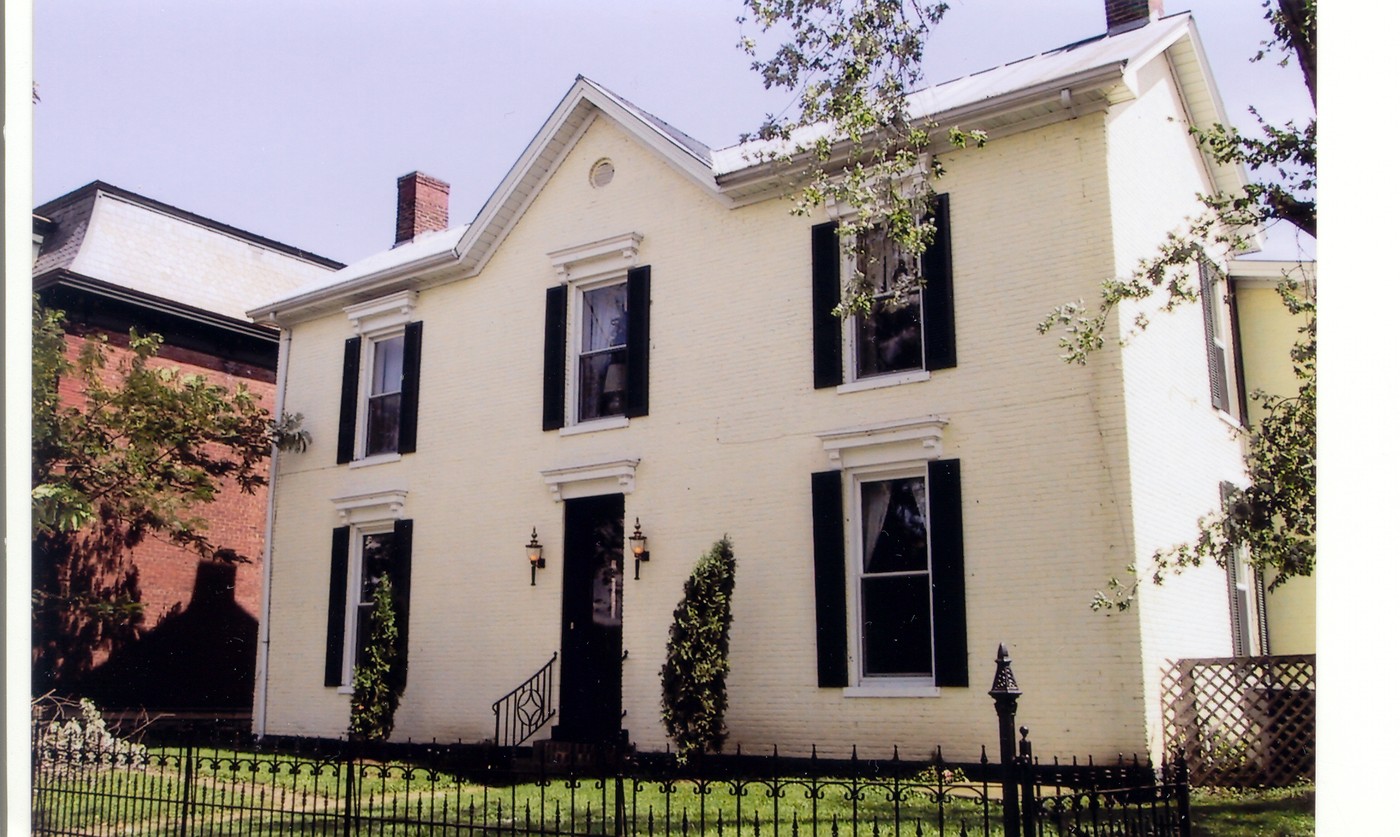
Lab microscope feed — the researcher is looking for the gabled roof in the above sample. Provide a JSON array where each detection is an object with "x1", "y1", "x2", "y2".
[
  {"x1": 251, "y1": 12, "x2": 1243, "y2": 325},
  {"x1": 35, "y1": 181, "x2": 342, "y2": 323}
]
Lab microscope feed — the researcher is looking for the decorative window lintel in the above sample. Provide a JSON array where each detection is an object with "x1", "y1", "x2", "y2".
[
  {"x1": 541, "y1": 458, "x2": 639, "y2": 503},
  {"x1": 345, "y1": 290, "x2": 418, "y2": 336},
  {"x1": 332, "y1": 488, "x2": 408, "y2": 526},
  {"x1": 816, "y1": 415, "x2": 949, "y2": 469},
  {"x1": 548, "y1": 232, "x2": 643, "y2": 283}
]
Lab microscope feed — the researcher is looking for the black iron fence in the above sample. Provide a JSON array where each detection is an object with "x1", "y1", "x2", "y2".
[{"x1": 32, "y1": 647, "x2": 1189, "y2": 836}]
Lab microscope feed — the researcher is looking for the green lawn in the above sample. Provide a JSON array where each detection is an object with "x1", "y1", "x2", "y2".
[{"x1": 1191, "y1": 785, "x2": 1316, "y2": 836}]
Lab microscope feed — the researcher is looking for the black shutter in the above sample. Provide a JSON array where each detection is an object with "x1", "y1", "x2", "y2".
[
  {"x1": 542, "y1": 285, "x2": 568, "y2": 430},
  {"x1": 928, "y1": 459, "x2": 968, "y2": 687},
  {"x1": 922, "y1": 193, "x2": 956, "y2": 370},
  {"x1": 325, "y1": 526, "x2": 351, "y2": 687},
  {"x1": 397, "y1": 321, "x2": 423, "y2": 454},
  {"x1": 811, "y1": 470, "x2": 848, "y2": 687},
  {"x1": 1200, "y1": 259, "x2": 1229, "y2": 412},
  {"x1": 336, "y1": 337, "x2": 362, "y2": 464},
  {"x1": 812, "y1": 222, "x2": 843, "y2": 389},
  {"x1": 389, "y1": 519, "x2": 414, "y2": 693},
  {"x1": 625, "y1": 266, "x2": 651, "y2": 418}
]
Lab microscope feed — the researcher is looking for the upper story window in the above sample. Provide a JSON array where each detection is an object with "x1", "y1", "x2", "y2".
[
  {"x1": 336, "y1": 292, "x2": 422, "y2": 464},
  {"x1": 854, "y1": 226, "x2": 923, "y2": 379},
  {"x1": 812, "y1": 193, "x2": 955, "y2": 391},
  {"x1": 1199, "y1": 257, "x2": 1238, "y2": 417},
  {"x1": 578, "y1": 281, "x2": 629, "y2": 422},
  {"x1": 543, "y1": 233, "x2": 650, "y2": 432},
  {"x1": 366, "y1": 334, "x2": 405, "y2": 456}
]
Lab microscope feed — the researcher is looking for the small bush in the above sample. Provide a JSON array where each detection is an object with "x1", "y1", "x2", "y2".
[
  {"x1": 660, "y1": 537, "x2": 737, "y2": 763},
  {"x1": 349, "y1": 578, "x2": 402, "y2": 741}
]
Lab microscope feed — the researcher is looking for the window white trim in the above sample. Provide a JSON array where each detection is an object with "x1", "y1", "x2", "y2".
[
  {"x1": 348, "y1": 452, "x2": 402, "y2": 469},
  {"x1": 836, "y1": 370, "x2": 930, "y2": 395},
  {"x1": 557, "y1": 415, "x2": 629, "y2": 437},
  {"x1": 345, "y1": 290, "x2": 418, "y2": 337},
  {"x1": 541, "y1": 458, "x2": 639, "y2": 502},
  {"x1": 338, "y1": 521, "x2": 396, "y2": 692},
  {"x1": 816, "y1": 415, "x2": 949, "y2": 469},
  {"x1": 845, "y1": 463, "x2": 937, "y2": 689},
  {"x1": 354, "y1": 330, "x2": 407, "y2": 460},
  {"x1": 567, "y1": 275, "x2": 630, "y2": 426}
]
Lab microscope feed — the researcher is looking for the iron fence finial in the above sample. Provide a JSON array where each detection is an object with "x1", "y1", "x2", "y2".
[{"x1": 988, "y1": 643, "x2": 1021, "y2": 697}]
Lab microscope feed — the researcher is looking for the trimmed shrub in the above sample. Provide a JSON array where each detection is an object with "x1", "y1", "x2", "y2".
[{"x1": 659, "y1": 537, "x2": 737, "y2": 763}]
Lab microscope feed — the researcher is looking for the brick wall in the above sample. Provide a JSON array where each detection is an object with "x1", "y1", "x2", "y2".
[{"x1": 49, "y1": 322, "x2": 270, "y2": 695}]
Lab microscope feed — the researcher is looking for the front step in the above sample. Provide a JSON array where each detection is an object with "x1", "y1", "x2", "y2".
[{"x1": 533, "y1": 733, "x2": 631, "y2": 771}]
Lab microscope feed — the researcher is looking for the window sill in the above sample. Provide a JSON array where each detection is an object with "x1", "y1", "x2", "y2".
[
  {"x1": 836, "y1": 370, "x2": 930, "y2": 394},
  {"x1": 349, "y1": 453, "x2": 402, "y2": 469},
  {"x1": 1215, "y1": 409, "x2": 1245, "y2": 433},
  {"x1": 559, "y1": 416, "x2": 630, "y2": 437},
  {"x1": 336, "y1": 685, "x2": 353, "y2": 695},
  {"x1": 842, "y1": 683, "x2": 941, "y2": 698}
]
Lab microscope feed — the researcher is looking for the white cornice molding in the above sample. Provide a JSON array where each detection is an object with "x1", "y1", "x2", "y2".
[
  {"x1": 331, "y1": 488, "x2": 408, "y2": 525},
  {"x1": 344, "y1": 289, "x2": 418, "y2": 335},
  {"x1": 816, "y1": 415, "x2": 950, "y2": 469},
  {"x1": 541, "y1": 458, "x2": 640, "y2": 502},
  {"x1": 547, "y1": 232, "x2": 644, "y2": 282}
]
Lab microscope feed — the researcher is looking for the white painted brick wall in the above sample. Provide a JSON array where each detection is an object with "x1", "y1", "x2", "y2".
[{"x1": 261, "y1": 83, "x2": 1244, "y2": 764}]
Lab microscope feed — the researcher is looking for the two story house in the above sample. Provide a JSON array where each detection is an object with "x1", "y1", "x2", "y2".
[{"x1": 250, "y1": 5, "x2": 1275, "y2": 763}]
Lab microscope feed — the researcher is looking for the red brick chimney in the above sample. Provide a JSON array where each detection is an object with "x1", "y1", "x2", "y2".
[
  {"x1": 1105, "y1": 0, "x2": 1163, "y2": 35},
  {"x1": 395, "y1": 171, "x2": 450, "y2": 246}
]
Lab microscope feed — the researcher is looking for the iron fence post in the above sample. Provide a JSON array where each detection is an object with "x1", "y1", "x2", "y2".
[
  {"x1": 178, "y1": 740, "x2": 195, "y2": 837},
  {"x1": 1018, "y1": 728, "x2": 1037, "y2": 836},
  {"x1": 989, "y1": 643, "x2": 1023, "y2": 837},
  {"x1": 1174, "y1": 749, "x2": 1192, "y2": 837}
]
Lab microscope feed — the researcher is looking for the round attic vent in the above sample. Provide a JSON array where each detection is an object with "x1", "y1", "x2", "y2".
[{"x1": 589, "y1": 159, "x2": 615, "y2": 188}]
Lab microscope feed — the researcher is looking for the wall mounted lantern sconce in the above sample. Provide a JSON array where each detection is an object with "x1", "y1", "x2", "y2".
[
  {"x1": 629, "y1": 518, "x2": 650, "y2": 579},
  {"x1": 526, "y1": 527, "x2": 545, "y2": 586}
]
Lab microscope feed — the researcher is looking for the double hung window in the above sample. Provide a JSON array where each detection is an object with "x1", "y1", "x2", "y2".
[
  {"x1": 856, "y1": 474, "x2": 933, "y2": 678},
  {"x1": 812, "y1": 193, "x2": 955, "y2": 390},
  {"x1": 336, "y1": 293, "x2": 422, "y2": 463},
  {"x1": 577, "y1": 282, "x2": 629, "y2": 422},
  {"x1": 542, "y1": 263, "x2": 650, "y2": 431},
  {"x1": 811, "y1": 457, "x2": 967, "y2": 691},
  {"x1": 1198, "y1": 258, "x2": 1237, "y2": 416},
  {"x1": 324, "y1": 518, "x2": 413, "y2": 690}
]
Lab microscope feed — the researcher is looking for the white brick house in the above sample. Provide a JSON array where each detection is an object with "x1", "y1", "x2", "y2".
[{"x1": 249, "y1": 6, "x2": 1270, "y2": 763}]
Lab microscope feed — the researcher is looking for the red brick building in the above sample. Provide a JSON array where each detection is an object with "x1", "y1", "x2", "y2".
[{"x1": 33, "y1": 182, "x2": 341, "y2": 713}]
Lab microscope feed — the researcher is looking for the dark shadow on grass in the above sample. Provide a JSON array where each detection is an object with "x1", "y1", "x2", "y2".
[{"x1": 1192, "y1": 787, "x2": 1316, "y2": 837}]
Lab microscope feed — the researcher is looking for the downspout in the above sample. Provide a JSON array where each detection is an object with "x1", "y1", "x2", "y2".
[{"x1": 253, "y1": 322, "x2": 292, "y2": 738}]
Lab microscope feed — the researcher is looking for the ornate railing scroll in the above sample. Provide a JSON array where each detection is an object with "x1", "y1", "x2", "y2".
[{"x1": 493, "y1": 651, "x2": 558, "y2": 748}]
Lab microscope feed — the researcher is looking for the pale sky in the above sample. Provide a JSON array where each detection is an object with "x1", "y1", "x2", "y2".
[{"x1": 33, "y1": 1, "x2": 1315, "y2": 267}]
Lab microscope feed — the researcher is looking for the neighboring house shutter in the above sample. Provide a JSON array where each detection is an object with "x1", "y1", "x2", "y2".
[
  {"x1": 1200, "y1": 259, "x2": 1229, "y2": 412},
  {"x1": 928, "y1": 459, "x2": 968, "y2": 687},
  {"x1": 389, "y1": 519, "x2": 414, "y2": 693},
  {"x1": 542, "y1": 285, "x2": 568, "y2": 430},
  {"x1": 324, "y1": 526, "x2": 351, "y2": 687},
  {"x1": 811, "y1": 222, "x2": 843, "y2": 389},
  {"x1": 811, "y1": 470, "x2": 848, "y2": 687},
  {"x1": 625, "y1": 266, "x2": 651, "y2": 418},
  {"x1": 397, "y1": 321, "x2": 423, "y2": 454},
  {"x1": 921, "y1": 193, "x2": 956, "y2": 370},
  {"x1": 336, "y1": 337, "x2": 362, "y2": 464}
]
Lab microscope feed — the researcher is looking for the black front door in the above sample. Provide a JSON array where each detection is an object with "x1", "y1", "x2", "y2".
[{"x1": 555, "y1": 493, "x2": 625, "y2": 743}]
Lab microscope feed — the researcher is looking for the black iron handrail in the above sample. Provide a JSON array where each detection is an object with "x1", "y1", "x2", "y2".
[{"x1": 492, "y1": 652, "x2": 558, "y2": 748}]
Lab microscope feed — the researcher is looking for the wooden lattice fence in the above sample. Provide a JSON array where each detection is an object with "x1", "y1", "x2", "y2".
[{"x1": 1162, "y1": 654, "x2": 1315, "y2": 787}]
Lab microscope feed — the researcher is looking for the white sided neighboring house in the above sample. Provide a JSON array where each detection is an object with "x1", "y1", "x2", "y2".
[{"x1": 249, "y1": 4, "x2": 1290, "y2": 764}]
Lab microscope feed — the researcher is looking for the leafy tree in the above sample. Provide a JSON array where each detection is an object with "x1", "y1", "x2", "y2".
[
  {"x1": 348, "y1": 578, "x2": 403, "y2": 741},
  {"x1": 1035, "y1": 1, "x2": 1316, "y2": 610},
  {"x1": 738, "y1": 0, "x2": 1316, "y2": 603},
  {"x1": 32, "y1": 299, "x2": 278, "y2": 692},
  {"x1": 660, "y1": 538, "x2": 737, "y2": 763},
  {"x1": 738, "y1": 0, "x2": 982, "y2": 316}
]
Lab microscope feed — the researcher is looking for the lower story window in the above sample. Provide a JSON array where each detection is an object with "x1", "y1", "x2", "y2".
[
  {"x1": 857, "y1": 475, "x2": 933, "y2": 678},
  {"x1": 325, "y1": 519, "x2": 413, "y2": 690}
]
